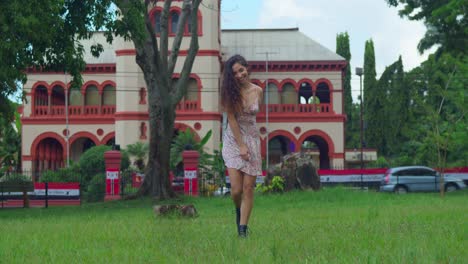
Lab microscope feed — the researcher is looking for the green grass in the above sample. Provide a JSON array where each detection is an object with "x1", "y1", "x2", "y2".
[{"x1": 1, "y1": 187, "x2": 467, "y2": 263}]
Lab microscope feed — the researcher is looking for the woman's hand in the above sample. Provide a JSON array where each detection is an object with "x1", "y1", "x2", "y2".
[{"x1": 239, "y1": 143, "x2": 250, "y2": 161}]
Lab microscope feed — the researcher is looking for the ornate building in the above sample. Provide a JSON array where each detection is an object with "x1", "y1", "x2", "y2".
[{"x1": 21, "y1": 0, "x2": 349, "y2": 176}]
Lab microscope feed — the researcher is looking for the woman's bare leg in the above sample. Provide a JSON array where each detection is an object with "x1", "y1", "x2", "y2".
[
  {"x1": 228, "y1": 168, "x2": 243, "y2": 208},
  {"x1": 240, "y1": 174, "x2": 257, "y2": 225}
]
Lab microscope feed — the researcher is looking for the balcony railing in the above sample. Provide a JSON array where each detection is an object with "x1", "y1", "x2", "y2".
[
  {"x1": 176, "y1": 101, "x2": 199, "y2": 111},
  {"x1": 33, "y1": 105, "x2": 116, "y2": 116},
  {"x1": 260, "y1": 103, "x2": 331, "y2": 113}
]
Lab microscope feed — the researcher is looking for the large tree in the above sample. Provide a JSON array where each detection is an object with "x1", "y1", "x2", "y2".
[
  {"x1": 336, "y1": 32, "x2": 356, "y2": 148},
  {"x1": 386, "y1": 0, "x2": 467, "y2": 56},
  {"x1": 1, "y1": 0, "x2": 203, "y2": 199},
  {"x1": 362, "y1": 39, "x2": 385, "y2": 153},
  {"x1": 377, "y1": 56, "x2": 407, "y2": 155}
]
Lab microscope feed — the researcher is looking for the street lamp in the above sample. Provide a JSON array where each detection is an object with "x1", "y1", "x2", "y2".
[{"x1": 355, "y1": 67, "x2": 364, "y2": 189}]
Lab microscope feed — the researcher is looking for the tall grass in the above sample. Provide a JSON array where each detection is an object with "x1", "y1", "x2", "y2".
[{"x1": 1, "y1": 187, "x2": 467, "y2": 263}]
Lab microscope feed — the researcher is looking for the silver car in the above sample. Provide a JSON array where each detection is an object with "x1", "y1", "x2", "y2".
[{"x1": 380, "y1": 166, "x2": 466, "y2": 194}]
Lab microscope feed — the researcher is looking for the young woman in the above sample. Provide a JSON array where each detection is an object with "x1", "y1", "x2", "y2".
[{"x1": 221, "y1": 55, "x2": 263, "y2": 237}]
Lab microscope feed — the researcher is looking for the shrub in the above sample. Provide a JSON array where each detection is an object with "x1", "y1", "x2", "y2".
[
  {"x1": 86, "y1": 173, "x2": 106, "y2": 203},
  {"x1": 40, "y1": 163, "x2": 81, "y2": 183},
  {"x1": 256, "y1": 176, "x2": 285, "y2": 194},
  {"x1": 0, "y1": 173, "x2": 31, "y2": 183},
  {"x1": 78, "y1": 145, "x2": 130, "y2": 185}
]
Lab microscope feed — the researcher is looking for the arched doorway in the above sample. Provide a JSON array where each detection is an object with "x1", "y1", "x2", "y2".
[
  {"x1": 33, "y1": 138, "x2": 64, "y2": 180},
  {"x1": 268, "y1": 135, "x2": 294, "y2": 165},
  {"x1": 70, "y1": 138, "x2": 96, "y2": 163},
  {"x1": 300, "y1": 135, "x2": 330, "y2": 169}
]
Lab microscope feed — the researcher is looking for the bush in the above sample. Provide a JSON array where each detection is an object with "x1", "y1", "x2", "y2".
[
  {"x1": 0, "y1": 173, "x2": 32, "y2": 183},
  {"x1": 86, "y1": 173, "x2": 106, "y2": 203},
  {"x1": 256, "y1": 176, "x2": 285, "y2": 194},
  {"x1": 40, "y1": 164, "x2": 81, "y2": 183},
  {"x1": 78, "y1": 145, "x2": 130, "y2": 185}
]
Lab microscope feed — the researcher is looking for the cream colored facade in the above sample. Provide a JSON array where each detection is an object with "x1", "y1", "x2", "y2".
[{"x1": 22, "y1": 0, "x2": 351, "y2": 176}]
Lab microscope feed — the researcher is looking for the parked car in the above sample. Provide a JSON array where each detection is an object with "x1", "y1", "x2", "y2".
[{"x1": 380, "y1": 166, "x2": 466, "y2": 194}]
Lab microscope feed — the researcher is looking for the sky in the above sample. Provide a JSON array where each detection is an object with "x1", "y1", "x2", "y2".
[{"x1": 220, "y1": 0, "x2": 434, "y2": 101}]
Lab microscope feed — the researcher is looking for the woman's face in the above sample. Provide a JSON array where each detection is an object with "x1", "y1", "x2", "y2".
[{"x1": 232, "y1": 62, "x2": 249, "y2": 86}]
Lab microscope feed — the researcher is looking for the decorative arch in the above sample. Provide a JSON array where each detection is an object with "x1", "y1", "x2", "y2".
[
  {"x1": 297, "y1": 78, "x2": 314, "y2": 90},
  {"x1": 298, "y1": 129, "x2": 335, "y2": 169},
  {"x1": 265, "y1": 79, "x2": 281, "y2": 91},
  {"x1": 263, "y1": 130, "x2": 298, "y2": 164},
  {"x1": 99, "y1": 80, "x2": 116, "y2": 94},
  {"x1": 81, "y1": 80, "x2": 100, "y2": 94},
  {"x1": 68, "y1": 131, "x2": 100, "y2": 146},
  {"x1": 297, "y1": 129, "x2": 335, "y2": 155},
  {"x1": 101, "y1": 132, "x2": 115, "y2": 145},
  {"x1": 279, "y1": 78, "x2": 297, "y2": 92},
  {"x1": 49, "y1": 81, "x2": 67, "y2": 93},
  {"x1": 313, "y1": 78, "x2": 334, "y2": 91},
  {"x1": 250, "y1": 79, "x2": 264, "y2": 88},
  {"x1": 148, "y1": 6, "x2": 203, "y2": 36},
  {"x1": 32, "y1": 81, "x2": 50, "y2": 96},
  {"x1": 30, "y1": 132, "x2": 67, "y2": 161}
]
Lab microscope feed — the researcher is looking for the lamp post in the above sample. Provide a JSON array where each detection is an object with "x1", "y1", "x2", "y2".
[{"x1": 355, "y1": 67, "x2": 364, "y2": 189}]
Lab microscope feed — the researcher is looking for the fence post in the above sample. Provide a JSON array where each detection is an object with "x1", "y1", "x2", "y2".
[{"x1": 45, "y1": 182, "x2": 48, "y2": 208}]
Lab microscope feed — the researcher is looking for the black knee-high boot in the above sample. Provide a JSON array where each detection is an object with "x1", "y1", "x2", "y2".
[
  {"x1": 235, "y1": 207, "x2": 241, "y2": 230},
  {"x1": 238, "y1": 225, "x2": 248, "y2": 237}
]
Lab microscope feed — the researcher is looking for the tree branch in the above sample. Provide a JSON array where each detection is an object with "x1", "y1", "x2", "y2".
[
  {"x1": 160, "y1": 0, "x2": 171, "y2": 68},
  {"x1": 167, "y1": 0, "x2": 191, "y2": 77},
  {"x1": 172, "y1": 0, "x2": 201, "y2": 105},
  {"x1": 437, "y1": 65, "x2": 457, "y2": 115}
]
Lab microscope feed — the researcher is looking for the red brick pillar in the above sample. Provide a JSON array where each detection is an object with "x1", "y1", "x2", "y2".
[
  {"x1": 104, "y1": 150, "x2": 121, "y2": 199},
  {"x1": 182, "y1": 150, "x2": 199, "y2": 196}
]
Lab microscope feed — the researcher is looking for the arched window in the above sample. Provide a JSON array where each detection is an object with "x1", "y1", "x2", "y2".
[
  {"x1": 35, "y1": 85, "x2": 48, "y2": 106},
  {"x1": 316, "y1": 82, "x2": 330, "y2": 103},
  {"x1": 85, "y1": 85, "x2": 99, "y2": 105},
  {"x1": 186, "y1": 78, "x2": 198, "y2": 101},
  {"x1": 281, "y1": 83, "x2": 296, "y2": 104},
  {"x1": 102, "y1": 85, "x2": 116, "y2": 105},
  {"x1": 266, "y1": 83, "x2": 280, "y2": 104},
  {"x1": 69, "y1": 86, "x2": 82, "y2": 106},
  {"x1": 154, "y1": 11, "x2": 161, "y2": 33},
  {"x1": 170, "y1": 11, "x2": 179, "y2": 34}
]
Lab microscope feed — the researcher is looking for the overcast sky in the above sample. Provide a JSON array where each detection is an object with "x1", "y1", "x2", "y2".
[{"x1": 221, "y1": 0, "x2": 434, "y2": 101}]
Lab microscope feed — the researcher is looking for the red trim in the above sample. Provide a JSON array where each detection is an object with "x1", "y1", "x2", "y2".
[
  {"x1": 116, "y1": 49, "x2": 219, "y2": 57},
  {"x1": 23, "y1": 155, "x2": 33, "y2": 161},
  {"x1": 249, "y1": 61, "x2": 347, "y2": 72},
  {"x1": 30, "y1": 132, "x2": 67, "y2": 160},
  {"x1": 148, "y1": 6, "x2": 203, "y2": 36},
  {"x1": 27, "y1": 63, "x2": 116, "y2": 74},
  {"x1": 22, "y1": 117, "x2": 115, "y2": 125},
  {"x1": 101, "y1": 132, "x2": 115, "y2": 145},
  {"x1": 297, "y1": 129, "x2": 335, "y2": 155},
  {"x1": 114, "y1": 111, "x2": 222, "y2": 121},
  {"x1": 115, "y1": 49, "x2": 137, "y2": 56},
  {"x1": 69, "y1": 131, "x2": 100, "y2": 146},
  {"x1": 331, "y1": 153, "x2": 345, "y2": 158},
  {"x1": 319, "y1": 168, "x2": 387, "y2": 175},
  {"x1": 34, "y1": 182, "x2": 80, "y2": 190},
  {"x1": 256, "y1": 114, "x2": 346, "y2": 122}
]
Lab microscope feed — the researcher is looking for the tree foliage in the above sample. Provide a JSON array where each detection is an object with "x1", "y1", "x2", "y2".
[
  {"x1": 363, "y1": 39, "x2": 386, "y2": 152},
  {"x1": 1, "y1": 0, "x2": 203, "y2": 199},
  {"x1": 336, "y1": 32, "x2": 355, "y2": 148},
  {"x1": 386, "y1": 0, "x2": 467, "y2": 56}
]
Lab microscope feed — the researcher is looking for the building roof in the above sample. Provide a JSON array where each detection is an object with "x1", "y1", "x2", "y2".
[{"x1": 221, "y1": 28, "x2": 345, "y2": 62}]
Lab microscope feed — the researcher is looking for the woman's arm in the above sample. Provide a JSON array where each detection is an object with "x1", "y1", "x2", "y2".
[{"x1": 227, "y1": 111, "x2": 249, "y2": 160}]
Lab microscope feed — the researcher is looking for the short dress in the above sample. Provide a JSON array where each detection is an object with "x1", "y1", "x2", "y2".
[{"x1": 222, "y1": 97, "x2": 262, "y2": 177}]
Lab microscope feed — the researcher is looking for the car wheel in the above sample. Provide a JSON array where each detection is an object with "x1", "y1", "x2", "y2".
[
  {"x1": 394, "y1": 185, "x2": 408, "y2": 194},
  {"x1": 445, "y1": 184, "x2": 458, "y2": 192}
]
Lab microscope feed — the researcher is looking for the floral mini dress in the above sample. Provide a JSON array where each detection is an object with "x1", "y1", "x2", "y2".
[{"x1": 222, "y1": 96, "x2": 262, "y2": 177}]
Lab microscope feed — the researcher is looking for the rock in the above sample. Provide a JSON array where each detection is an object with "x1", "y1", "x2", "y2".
[
  {"x1": 266, "y1": 152, "x2": 321, "y2": 191},
  {"x1": 153, "y1": 204, "x2": 198, "y2": 218}
]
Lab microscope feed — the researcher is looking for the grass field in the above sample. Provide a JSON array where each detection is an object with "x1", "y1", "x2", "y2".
[{"x1": 1, "y1": 187, "x2": 467, "y2": 263}]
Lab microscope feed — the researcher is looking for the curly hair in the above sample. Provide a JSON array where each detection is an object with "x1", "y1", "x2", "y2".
[{"x1": 220, "y1": 54, "x2": 249, "y2": 114}]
